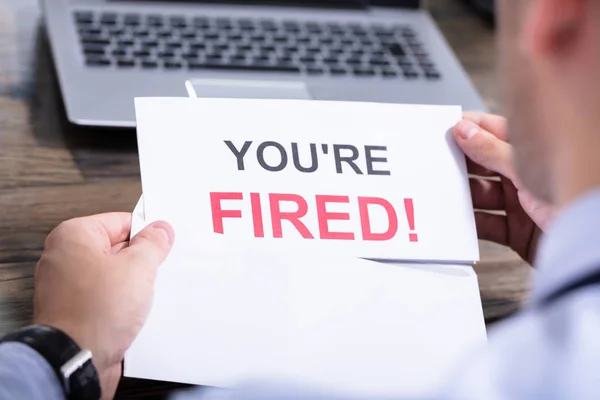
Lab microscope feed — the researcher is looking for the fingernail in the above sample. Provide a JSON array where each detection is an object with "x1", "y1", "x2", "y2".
[
  {"x1": 457, "y1": 119, "x2": 480, "y2": 140},
  {"x1": 151, "y1": 221, "x2": 175, "y2": 246}
]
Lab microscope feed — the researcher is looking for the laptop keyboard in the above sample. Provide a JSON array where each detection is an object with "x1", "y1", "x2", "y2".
[{"x1": 73, "y1": 10, "x2": 441, "y2": 80}]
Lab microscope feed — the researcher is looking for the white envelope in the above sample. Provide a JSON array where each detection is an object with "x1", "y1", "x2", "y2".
[{"x1": 127, "y1": 196, "x2": 486, "y2": 398}]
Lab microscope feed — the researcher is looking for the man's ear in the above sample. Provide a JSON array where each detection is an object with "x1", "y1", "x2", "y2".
[{"x1": 522, "y1": 0, "x2": 585, "y2": 58}]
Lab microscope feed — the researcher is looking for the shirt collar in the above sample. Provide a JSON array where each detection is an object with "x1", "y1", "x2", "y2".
[{"x1": 531, "y1": 188, "x2": 600, "y2": 305}]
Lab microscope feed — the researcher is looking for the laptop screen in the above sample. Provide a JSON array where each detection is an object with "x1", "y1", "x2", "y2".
[{"x1": 127, "y1": 0, "x2": 421, "y2": 9}]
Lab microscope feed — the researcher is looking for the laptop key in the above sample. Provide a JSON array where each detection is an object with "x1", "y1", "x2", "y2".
[
  {"x1": 165, "y1": 40, "x2": 183, "y2": 49},
  {"x1": 346, "y1": 57, "x2": 363, "y2": 66},
  {"x1": 123, "y1": 14, "x2": 141, "y2": 26},
  {"x1": 319, "y1": 36, "x2": 335, "y2": 45},
  {"x1": 133, "y1": 49, "x2": 152, "y2": 58},
  {"x1": 400, "y1": 28, "x2": 417, "y2": 38},
  {"x1": 117, "y1": 39, "x2": 135, "y2": 47},
  {"x1": 375, "y1": 31, "x2": 395, "y2": 40},
  {"x1": 260, "y1": 44, "x2": 276, "y2": 52},
  {"x1": 85, "y1": 56, "x2": 110, "y2": 66},
  {"x1": 79, "y1": 27, "x2": 102, "y2": 36},
  {"x1": 141, "y1": 59, "x2": 159, "y2": 69},
  {"x1": 283, "y1": 21, "x2": 300, "y2": 32},
  {"x1": 350, "y1": 25, "x2": 368, "y2": 36},
  {"x1": 382, "y1": 68, "x2": 398, "y2": 77},
  {"x1": 99, "y1": 13, "x2": 117, "y2": 25},
  {"x1": 410, "y1": 45, "x2": 428, "y2": 57},
  {"x1": 193, "y1": 17, "x2": 210, "y2": 29},
  {"x1": 141, "y1": 39, "x2": 159, "y2": 48},
  {"x1": 156, "y1": 29, "x2": 173, "y2": 38},
  {"x1": 402, "y1": 66, "x2": 419, "y2": 78},
  {"x1": 360, "y1": 38, "x2": 375, "y2": 47},
  {"x1": 212, "y1": 43, "x2": 229, "y2": 51},
  {"x1": 395, "y1": 56, "x2": 412, "y2": 66},
  {"x1": 239, "y1": 24, "x2": 255, "y2": 32},
  {"x1": 278, "y1": 55, "x2": 293, "y2": 63},
  {"x1": 164, "y1": 60, "x2": 183, "y2": 69},
  {"x1": 181, "y1": 51, "x2": 199, "y2": 60},
  {"x1": 205, "y1": 32, "x2": 220, "y2": 40},
  {"x1": 327, "y1": 23, "x2": 344, "y2": 34},
  {"x1": 250, "y1": 33, "x2": 266, "y2": 42},
  {"x1": 169, "y1": 16, "x2": 187, "y2": 28},
  {"x1": 259, "y1": 19, "x2": 276, "y2": 27},
  {"x1": 112, "y1": 47, "x2": 128, "y2": 56},
  {"x1": 189, "y1": 60, "x2": 300, "y2": 73},
  {"x1": 180, "y1": 29, "x2": 197, "y2": 39},
  {"x1": 272, "y1": 34, "x2": 288, "y2": 43},
  {"x1": 206, "y1": 53, "x2": 223, "y2": 61},
  {"x1": 323, "y1": 57, "x2": 339, "y2": 65},
  {"x1": 307, "y1": 66, "x2": 324, "y2": 75},
  {"x1": 328, "y1": 47, "x2": 345, "y2": 55},
  {"x1": 253, "y1": 54, "x2": 270, "y2": 62},
  {"x1": 353, "y1": 67, "x2": 375, "y2": 77},
  {"x1": 147, "y1": 15, "x2": 164, "y2": 27},
  {"x1": 108, "y1": 27, "x2": 125, "y2": 36},
  {"x1": 231, "y1": 54, "x2": 247, "y2": 62},
  {"x1": 330, "y1": 67, "x2": 347, "y2": 75},
  {"x1": 369, "y1": 57, "x2": 390, "y2": 66},
  {"x1": 423, "y1": 67, "x2": 441, "y2": 79},
  {"x1": 228, "y1": 32, "x2": 243, "y2": 41},
  {"x1": 157, "y1": 50, "x2": 176, "y2": 59},
  {"x1": 299, "y1": 55, "x2": 315, "y2": 64},
  {"x1": 83, "y1": 44, "x2": 106, "y2": 55},
  {"x1": 296, "y1": 35, "x2": 312, "y2": 44},
  {"x1": 384, "y1": 43, "x2": 406, "y2": 56},
  {"x1": 306, "y1": 22, "x2": 322, "y2": 34},
  {"x1": 190, "y1": 42, "x2": 207, "y2": 50},
  {"x1": 80, "y1": 36, "x2": 110, "y2": 46},
  {"x1": 133, "y1": 29, "x2": 149, "y2": 38},
  {"x1": 74, "y1": 11, "x2": 94, "y2": 24},
  {"x1": 116, "y1": 58, "x2": 136, "y2": 67},
  {"x1": 236, "y1": 43, "x2": 253, "y2": 51}
]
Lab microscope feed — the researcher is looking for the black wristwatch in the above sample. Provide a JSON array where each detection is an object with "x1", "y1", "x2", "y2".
[{"x1": 0, "y1": 325, "x2": 101, "y2": 400}]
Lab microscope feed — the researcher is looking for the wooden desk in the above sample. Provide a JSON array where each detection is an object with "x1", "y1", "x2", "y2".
[{"x1": 0, "y1": 0, "x2": 531, "y2": 397}]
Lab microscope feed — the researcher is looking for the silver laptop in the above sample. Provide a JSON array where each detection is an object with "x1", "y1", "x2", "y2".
[{"x1": 41, "y1": 0, "x2": 485, "y2": 128}]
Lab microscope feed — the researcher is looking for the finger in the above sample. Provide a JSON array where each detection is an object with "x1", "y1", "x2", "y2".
[
  {"x1": 111, "y1": 241, "x2": 129, "y2": 254},
  {"x1": 475, "y1": 211, "x2": 508, "y2": 245},
  {"x1": 85, "y1": 213, "x2": 133, "y2": 246},
  {"x1": 470, "y1": 178, "x2": 505, "y2": 210},
  {"x1": 121, "y1": 221, "x2": 175, "y2": 269},
  {"x1": 454, "y1": 119, "x2": 517, "y2": 182},
  {"x1": 518, "y1": 190, "x2": 555, "y2": 231},
  {"x1": 462, "y1": 112, "x2": 507, "y2": 140},
  {"x1": 466, "y1": 157, "x2": 497, "y2": 177}
]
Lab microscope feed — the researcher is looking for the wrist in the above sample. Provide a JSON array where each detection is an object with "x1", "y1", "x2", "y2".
[
  {"x1": 34, "y1": 317, "x2": 110, "y2": 373},
  {"x1": 0, "y1": 325, "x2": 101, "y2": 400}
]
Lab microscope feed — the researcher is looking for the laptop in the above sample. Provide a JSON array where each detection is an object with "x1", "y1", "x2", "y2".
[{"x1": 41, "y1": 0, "x2": 486, "y2": 128}]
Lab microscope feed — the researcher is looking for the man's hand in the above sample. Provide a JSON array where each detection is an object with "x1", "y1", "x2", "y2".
[
  {"x1": 453, "y1": 112, "x2": 554, "y2": 264},
  {"x1": 33, "y1": 213, "x2": 175, "y2": 399}
]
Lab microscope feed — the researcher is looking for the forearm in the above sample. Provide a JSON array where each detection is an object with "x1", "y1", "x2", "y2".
[{"x1": 0, "y1": 342, "x2": 64, "y2": 400}]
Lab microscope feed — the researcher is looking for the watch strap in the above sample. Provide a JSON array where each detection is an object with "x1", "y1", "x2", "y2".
[{"x1": 0, "y1": 325, "x2": 101, "y2": 400}]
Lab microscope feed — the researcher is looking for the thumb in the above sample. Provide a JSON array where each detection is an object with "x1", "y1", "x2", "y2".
[
  {"x1": 454, "y1": 118, "x2": 517, "y2": 182},
  {"x1": 123, "y1": 221, "x2": 175, "y2": 268}
]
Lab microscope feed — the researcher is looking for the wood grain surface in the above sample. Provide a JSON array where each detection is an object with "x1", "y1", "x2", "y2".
[{"x1": 0, "y1": 0, "x2": 532, "y2": 397}]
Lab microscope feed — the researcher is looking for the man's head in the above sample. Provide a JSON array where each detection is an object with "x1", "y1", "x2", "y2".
[{"x1": 498, "y1": 0, "x2": 600, "y2": 205}]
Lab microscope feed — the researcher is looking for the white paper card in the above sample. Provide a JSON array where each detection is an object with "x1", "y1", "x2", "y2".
[
  {"x1": 135, "y1": 98, "x2": 478, "y2": 263},
  {"x1": 127, "y1": 196, "x2": 486, "y2": 398}
]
